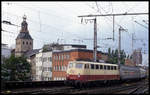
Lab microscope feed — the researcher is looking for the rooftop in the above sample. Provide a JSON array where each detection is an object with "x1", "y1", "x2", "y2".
[
  {"x1": 25, "y1": 49, "x2": 40, "y2": 58},
  {"x1": 16, "y1": 32, "x2": 33, "y2": 40},
  {"x1": 53, "y1": 48, "x2": 107, "y2": 55}
]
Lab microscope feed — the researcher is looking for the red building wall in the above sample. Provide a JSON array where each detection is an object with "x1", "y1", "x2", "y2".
[{"x1": 52, "y1": 49, "x2": 102, "y2": 80}]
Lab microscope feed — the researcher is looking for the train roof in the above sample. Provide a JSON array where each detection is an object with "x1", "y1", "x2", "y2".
[{"x1": 69, "y1": 61, "x2": 118, "y2": 66}]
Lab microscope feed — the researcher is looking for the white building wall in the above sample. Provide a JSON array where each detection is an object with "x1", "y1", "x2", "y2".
[
  {"x1": 63, "y1": 45, "x2": 86, "y2": 50},
  {"x1": 35, "y1": 50, "x2": 52, "y2": 81},
  {"x1": 1, "y1": 45, "x2": 11, "y2": 58}
]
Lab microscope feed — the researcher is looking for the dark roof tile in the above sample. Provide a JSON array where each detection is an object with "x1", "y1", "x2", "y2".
[{"x1": 16, "y1": 32, "x2": 33, "y2": 40}]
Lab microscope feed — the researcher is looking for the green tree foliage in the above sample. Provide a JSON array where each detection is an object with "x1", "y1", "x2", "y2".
[
  {"x1": 107, "y1": 48, "x2": 126, "y2": 64},
  {"x1": 1, "y1": 54, "x2": 31, "y2": 81}
]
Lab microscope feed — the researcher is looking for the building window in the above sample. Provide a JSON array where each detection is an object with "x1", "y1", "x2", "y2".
[
  {"x1": 59, "y1": 66, "x2": 61, "y2": 71},
  {"x1": 64, "y1": 54, "x2": 66, "y2": 59},
  {"x1": 66, "y1": 54, "x2": 70, "y2": 60},
  {"x1": 57, "y1": 66, "x2": 59, "y2": 71},
  {"x1": 50, "y1": 67, "x2": 52, "y2": 71},
  {"x1": 23, "y1": 41, "x2": 24, "y2": 45},
  {"x1": 56, "y1": 56, "x2": 58, "y2": 61},
  {"x1": 54, "y1": 66, "x2": 55, "y2": 71},
  {"x1": 62, "y1": 55, "x2": 63, "y2": 61},
  {"x1": 53, "y1": 56, "x2": 55, "y2": 60},
  {"x1": 49, "y1": 57, "x2": 52, "y2": 61},
  {"x1": 62, "y1": 66, "x2": 64, "y2": 71},
  {"x1": 43, "y1": 57, "x2": 47, "y2": 62},
  {"x1": 59, "y1": 55, "x2": 61, "y2": 60},
  {"x1": 26, "y1": 41, "x2": 28, "y2": 45},
  {"x1": 30, "y1": 42, "x2": 32, "y2": 45},
  {"x1": 54, "y1": 66, "x2": 56, "y2": 71},
  {"x1": 63, "y1": 66, "x2": 66, "y2": 71},
  {"x1": 40, "y1": 57, "x2": 42, "y2": 62}
]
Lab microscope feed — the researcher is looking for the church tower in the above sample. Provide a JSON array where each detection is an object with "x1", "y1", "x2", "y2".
[{"x1": 15, "y1": 15, "x2": 33, "y2": 57}]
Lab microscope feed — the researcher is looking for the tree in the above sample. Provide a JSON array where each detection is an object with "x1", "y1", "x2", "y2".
[
  {"x1": 107, "y1": 48, "x2": 126, "y2": 65},
  {"x1": 1, "y1": 54, "x2": 31, "y2": 81}
]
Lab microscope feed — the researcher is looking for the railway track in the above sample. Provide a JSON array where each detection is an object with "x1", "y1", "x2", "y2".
[
  {"x1": 1, "y1": 78, "x2": 148, "y2": 94},
  {"x1": 68, "y1": 79, "x2": 148, "y2": 94}
]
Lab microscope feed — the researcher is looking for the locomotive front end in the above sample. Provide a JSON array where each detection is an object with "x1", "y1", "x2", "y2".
[
  {"x1": 65, "y1": 61, "x2": 85, "y2": 87},
  {"x1": 66, "y1": 61, "x2": 81, "y2": 81}
]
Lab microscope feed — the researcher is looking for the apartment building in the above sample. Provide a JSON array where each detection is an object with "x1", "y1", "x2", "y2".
[{"x1": 35, "y1": 50, "x2": 52, "y2": 81}]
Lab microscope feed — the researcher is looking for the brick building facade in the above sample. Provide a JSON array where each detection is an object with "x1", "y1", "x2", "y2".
[{"x1": 52, "y1": 49, "x2": 104, "y2": 80}]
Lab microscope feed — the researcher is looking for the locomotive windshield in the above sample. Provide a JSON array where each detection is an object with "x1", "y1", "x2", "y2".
[
  {"x1": 75, "y1": 63, "x2": 83, "y2": 69},
  {"x1": 68, "y1": 63, "x2": 74, "y2": 68}
]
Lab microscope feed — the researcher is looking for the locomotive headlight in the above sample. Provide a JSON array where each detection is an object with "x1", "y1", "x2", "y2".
[{"x1": 78, "y1": 73, "x2": 80, "y2": 78}]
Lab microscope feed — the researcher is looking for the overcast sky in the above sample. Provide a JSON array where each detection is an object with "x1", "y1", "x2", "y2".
[{"x1": 2, "y1": 1, "x2": 149, "y2": 65}]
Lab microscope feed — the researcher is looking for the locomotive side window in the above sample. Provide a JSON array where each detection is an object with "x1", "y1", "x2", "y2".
[
  {"x1": 84, "y1": 64, "x2": 89, "y2": 69},
  {"x1": 107, "y1": 66, "x2": 110, "y2": 70},
  {"x1": 91, "y1": 64, "x2": 94, "y2": 69},
  {"x1": 111, "y1": 66, "x2": 113, "y2": 70},
  {"x1": 96, "y1": 65, "x2": 99, "y2": 69},
  {"x1": 104, "y1": 65, "x2": 106, "y2": 70},
  {"x1": 114, "y1": 66, "x2": 116, "y2": 70},
  {"x1": 76, "y1": 63, "x2": 83, "y2": 69},
  {"x1": 100, "y1": 65, "x2": 103, "y2": 69}
]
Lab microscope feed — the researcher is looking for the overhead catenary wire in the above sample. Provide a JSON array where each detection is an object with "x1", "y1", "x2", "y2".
[
  {"x1": 10, "y1": 3, "x2": 76, "y2": 24},
  {"x1": 2, "y1": 11, "x2": 83, "y2": 41},
  {"x1": 2, "y1": 2, "x2": 148, "y2": 54},
  {"x1": 3, "y1": 2, "x2": 84, "y2": 42},
  {"x1": 86, "y1": 2, "x2": 116, "y2": 39}
]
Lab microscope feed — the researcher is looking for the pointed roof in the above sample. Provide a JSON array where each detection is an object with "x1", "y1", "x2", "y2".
[
  {"x1": 16, "y1": 15, "x2": 33, "y2": 40},
  {"x1": 16, "y1": 32, "x2": 33, "y2": 40}
]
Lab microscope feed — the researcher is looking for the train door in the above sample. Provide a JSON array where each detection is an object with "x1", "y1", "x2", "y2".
[
  {"x1": 104, "y1": 65, "x2": 106, "y2": 80},
  {"x1": 84, "y1": 64, "x2": 90, "y2": 81}
]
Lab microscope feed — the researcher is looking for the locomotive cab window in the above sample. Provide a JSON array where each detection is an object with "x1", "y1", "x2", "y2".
[{"x1": 76, "y1": 63, "x2": 83, "y2": 69}]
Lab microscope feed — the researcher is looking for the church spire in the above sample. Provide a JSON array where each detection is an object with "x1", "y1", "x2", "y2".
[
  {"x1": 20, "y1": 14, "x2": 28, "y2": 32},
  {"x1": 23, "y1": 14, "x2": 27, "y2": 21}
]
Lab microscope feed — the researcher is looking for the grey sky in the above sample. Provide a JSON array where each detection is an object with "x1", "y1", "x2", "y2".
[{"x1": 2, "y1": 1, "x2": 148, "y2": 59}]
